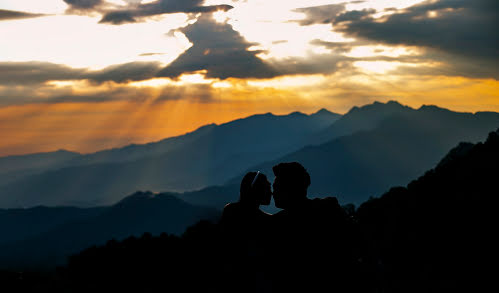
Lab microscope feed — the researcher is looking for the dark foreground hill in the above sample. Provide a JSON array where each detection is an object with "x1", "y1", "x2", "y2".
[
  {"x1": 0, "y1": 192, "x2": 218, "y2": 269},
  {"x1": 4, "y1": 128, "x2": 496, "y2": 292},
  {"x1": 355, "y1": 128, "x2": 499, "y2": 292}
]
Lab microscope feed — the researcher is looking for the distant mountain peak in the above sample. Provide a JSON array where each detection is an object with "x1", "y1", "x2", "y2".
[
  {"x1": 55, "y1": 149, "x2": 80, "y2": 155},
  {"x1": 288, "y1": 111, "x2": 307, "y2": 117},
  {"x1": 253, "y1": 112, "x2": 275, "y2": 118},
  {"x1": 417, "y1": 104, "x2": 452, "y2": 113},
  {"x1": 346, "y1": 100, "x2": 409, "y2": 115},
  {"x1": 194, "y1": 123, "x2": 217, "y2": 131},
  {"x1": 385, "y1": 100, "x2": 403, "y2": 106},
  {"x1": 116, "y1": 191, "x2": 155, "y2": 205},
  {"x1": 371, "y1": 100, "x2": 405, "y2": 109},
  {"x1": 312, "y1": 108, "x2": 335, "y2": 116}
]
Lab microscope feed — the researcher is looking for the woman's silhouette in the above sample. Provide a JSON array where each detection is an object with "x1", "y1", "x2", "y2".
[
  {"x1": 219, "y1": 171, "x2": 272, "y2": 293},
  {"x1": 220, "y1": 171, "x2": 272, "y2": 231}
]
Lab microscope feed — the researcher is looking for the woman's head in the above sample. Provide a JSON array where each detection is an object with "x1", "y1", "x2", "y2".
[{"x1": 240, "y1": 171, "x2": 272, "y2": 206}]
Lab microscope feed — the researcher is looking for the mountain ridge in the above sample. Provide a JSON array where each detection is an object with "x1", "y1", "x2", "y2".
[
  {"x1": 183, "y1": 102, "x2": 499, "y2": 208},
  {"x1": 0, "y1": 109, "x2": 341, "y2": 208}
]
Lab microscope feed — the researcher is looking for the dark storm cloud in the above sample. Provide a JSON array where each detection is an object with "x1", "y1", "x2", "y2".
[
  {"x1": 0, "y1": 9, "x2": 45, "y2": 21},
  {"x1": 157, "y1": 15, "x2": 279, "y2": 79},
  {"x1": 99, "y1": 0, "x2": 233, "y2": 25},
  {"x1": 335, "y1": 0, "x2": 499, "y2": 78}
]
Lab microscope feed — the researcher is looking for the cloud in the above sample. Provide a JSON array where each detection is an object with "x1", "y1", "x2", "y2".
[
  {"x1": 139, "y1": 53, "x2": 166, "y2": 56},
  {"x1": 0, "y1": 61, "x2": 213, "y2": 106},
  {"x1": 88, "y1": 62, "x2": 162, "y2": 84},
  {"x1": 335, "y1": 0, "x2": 499, "y2": 78},
  {"x1": 271, "y1": 40, "x2": 288, "y2": 45},
  {"x1": 309, "y1": 39, "x2": 354, "y2": 54},
  {"x1": 0, "y1": 62, "x2": 86, "y2": 85},
  {"x1": 64, "y1": 0, "x2": 104, "y2": 10},
  {"x1": 99, "y1": 0, "x2": 233, "y2": 25},
  {"x1": 0, "y1": 79, "x2": 215, "y2": 107},
  {"x1": 332, "y1": 8, "x2": 374, "y2": 24},
  {"x1": 63, "y1": 0, "x2": 106, "y2": 14},
  {"x1": 0, "y1": 61, "x2": 164, "y2": 86},
  {"x1": 293, "y1": 3, "x2": 346, "y2": 26},
  {"x1": 157, "y1": 15, "x2": 279, "y2": 79},
  {"x1": 0, "y1": 9, "x2": 45, "y2": 21},
  {"x1": 269, "y1": 54, "x2": 353, "y2": 76}
]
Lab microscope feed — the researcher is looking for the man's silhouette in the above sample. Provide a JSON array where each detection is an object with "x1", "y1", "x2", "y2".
[{"x1": 271, "y1": 162, "x2": 357, "y2": 292}]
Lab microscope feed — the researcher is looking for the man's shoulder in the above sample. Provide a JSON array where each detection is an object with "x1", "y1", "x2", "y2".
[
  {"x1": 310, "y1": 196, "x2": 340, "y2": 209},
  {"x1": 309, "y1": 197, "x2": 346, "y2": 218},
  {"x1": 273, "y1": 209, "x2": 289, "y2": 218}
]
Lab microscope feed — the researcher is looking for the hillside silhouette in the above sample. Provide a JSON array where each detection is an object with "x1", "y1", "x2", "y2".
[
  {"x1": 355, "y1": 128, "x2": 499, "y2": 292},
  {"x1": 0, "y1": 192, "x2": 218, "y2": 269},
  {"x1": 3, "y1": 128, "x2": 497, "y2": 292}
]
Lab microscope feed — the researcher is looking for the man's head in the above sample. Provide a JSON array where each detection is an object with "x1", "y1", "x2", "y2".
[{"x1": 272, "y1": 162, "x2": 311, "y2": 209}]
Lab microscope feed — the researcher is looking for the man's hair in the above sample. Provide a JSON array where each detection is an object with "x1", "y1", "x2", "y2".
[{"x1": 272, "y1": 162, "x2": 311, "y2": 189}]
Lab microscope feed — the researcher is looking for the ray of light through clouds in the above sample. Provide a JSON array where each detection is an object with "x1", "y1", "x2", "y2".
[{"x1": 0, "y1": 0, "x2": 498, "y2": 155}]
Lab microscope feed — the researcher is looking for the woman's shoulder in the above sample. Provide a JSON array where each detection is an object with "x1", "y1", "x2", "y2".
[
  {"x1": 221, "y1": 202, "x2": 245, "y2": 223},
  {"x1": 223, "y1": 202, "x2": 242, "y2": 214}
]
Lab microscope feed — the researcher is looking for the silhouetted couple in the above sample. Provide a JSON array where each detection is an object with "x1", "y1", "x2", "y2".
[{"x1": 220, "y1": 162, "x2": 358, "y2": 293}]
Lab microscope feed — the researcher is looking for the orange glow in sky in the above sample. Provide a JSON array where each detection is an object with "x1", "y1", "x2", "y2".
[{"x1": 0, "y1": 0, "x2": 498, "y2": 156}]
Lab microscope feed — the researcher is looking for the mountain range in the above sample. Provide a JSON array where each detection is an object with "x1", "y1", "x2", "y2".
[
  {"x1": 181, "y1": 102, "x2": 499, "y2": 207},
  {"x1": 1, "y1": 100, "x2": 498, "y2": 210},
  {"x1": 1, "y1": 101, "x2": 498, "y2": 209},
  {"x1": 0, "y1": 109, "x2": 340, "y2": 207}
]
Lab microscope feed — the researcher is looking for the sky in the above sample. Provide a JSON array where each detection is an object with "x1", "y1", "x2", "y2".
[{"x1": 0, "y1": 0, "x2": 498, "y2": 155}]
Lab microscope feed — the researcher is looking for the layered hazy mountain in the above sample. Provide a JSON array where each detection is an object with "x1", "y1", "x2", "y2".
[
  {"x1": 0, "y1": 109, "x2": 340, "y2": 208},
  {"x1": 0, "y1": 191, "x2": 218, "y2": 269},
  {"x1": 182, "y1": 102, "x2": 499, "y2": 207},
  {"x1": 1, "y1": 101, "x2": 498, "y2": 210},
  {"x1": 0, "y1": 150, "x2": 80, "y2": 187}
]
